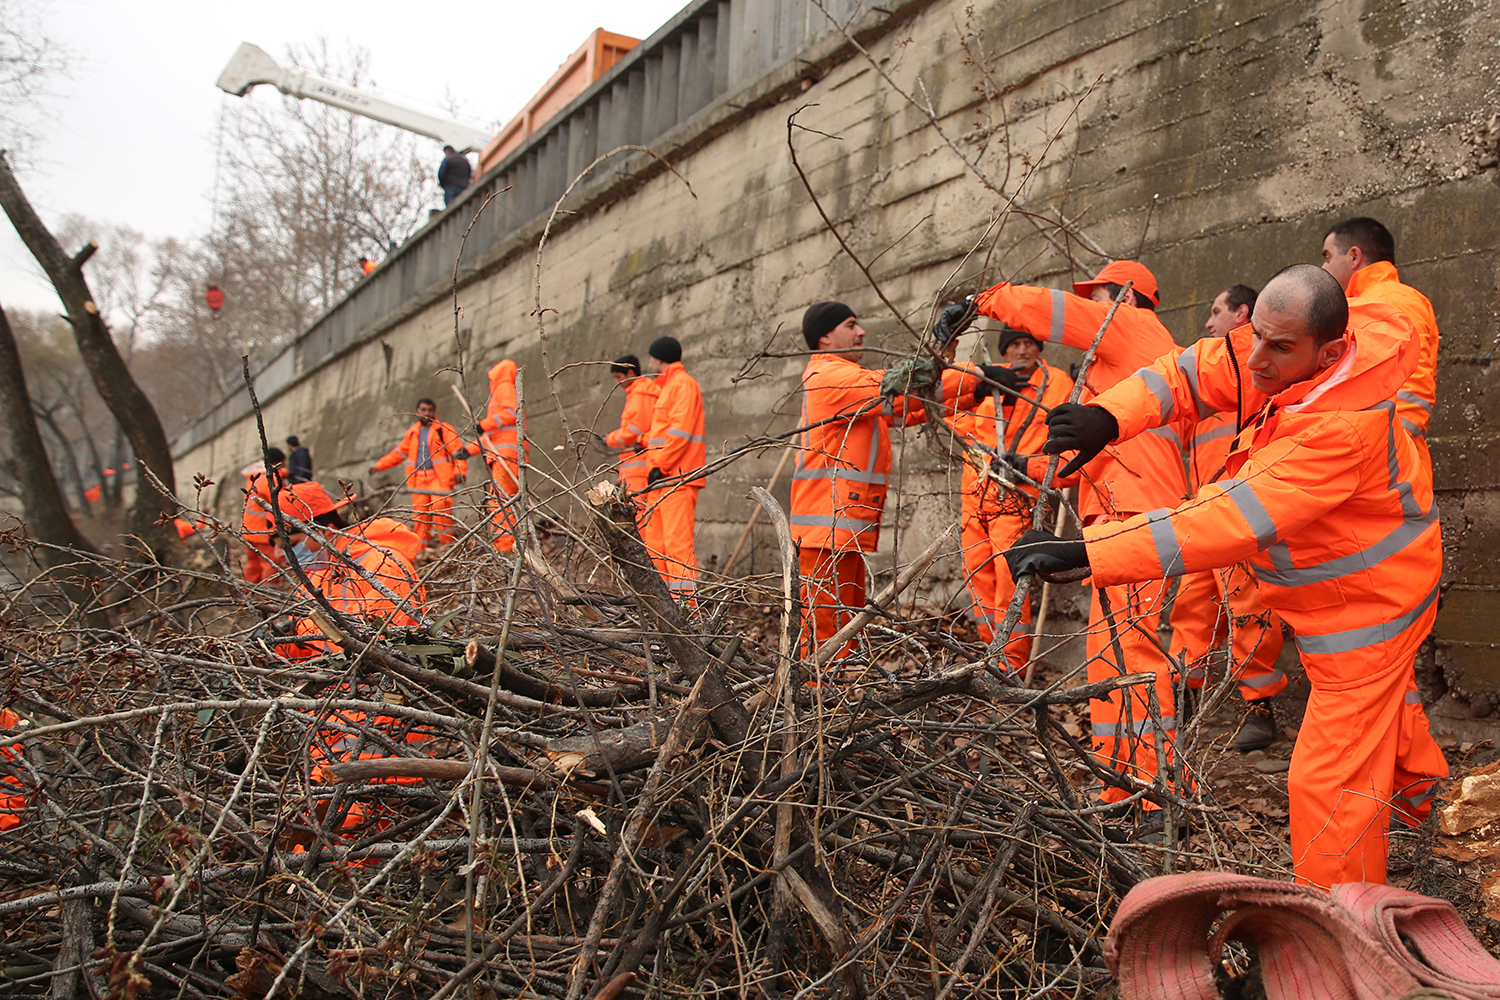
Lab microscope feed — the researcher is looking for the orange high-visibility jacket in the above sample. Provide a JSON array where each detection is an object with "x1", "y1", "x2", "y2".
[
  {"x1": 951, "y1": 360, "x2": 1076, "y2": 512},
  {"x1": 606, "y1": 375, "x2": 661, "y2": 489},
  {"x1": 792, "y1": 353, "x2": 979, "y2": 552},
  {"x1": 1186, "y1": 410, "x2": 1237, "y2": 491},
  {"x1": 645, "y1": 361, "x2": 706, "y2": 486},
  {"x1": 287, "y1": 516, "x2": 426, "y2": 658},
  {"x1": 0, "y1": 707, "x2": 25, "y2": 830},
  {"x1": 472, "y1": 360, "x2": 529, "y2": 469},
  {"x1": 373, "y1": 420, "x2": 469, "y2": 485},
  {"x1": 973, "y1": 282, "x2": 1188, "y2": 518},
  {"x1": 1346, "y1": 262, "x2": 1439, "y2": 443},
  {"x1": 242, "y1": 471, "x2": 284, "y2": 548},
  {"x1": 1080, "y1": 301, "x2": 1439, "y2": 654}
]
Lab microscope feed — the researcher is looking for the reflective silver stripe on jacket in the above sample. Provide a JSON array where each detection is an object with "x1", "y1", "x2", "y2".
[
  {"x1": 1395, "y1": 390, "x2": 1433, "y2": 414},
  {"x1": 1292, "y1": 584, "x2": 1439, "y2": 656},
  {"x1": 1216, "y1": 478, "x2": 1279, "y2": 548},
  {"x1": 1175, "y1": 348, "x2": 1217, "y2": 420},
  {"x1": 1144, "y1": 507, "x2": 1186, "y2": 578},
  {"x1": 1252, "y1": 503, "x2": 1438, "y2": 588},
  {"x1": 1138, "y1": 368, "x2": 1175, "y2": 423},
  {"x1": 789, "y1": 514, "x2": 881, "y2": 534},
  {"x1": 1092, "y1": 716, "x2": 1178, "y2": 737},
  {"x1": 666, "y1": 428, "x2": 704, "y2": 442}
]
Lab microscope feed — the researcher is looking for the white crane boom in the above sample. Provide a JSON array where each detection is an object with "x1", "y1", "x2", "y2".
[{"x1": 216, "y1": 43, "x2": 492, "y2": 153}]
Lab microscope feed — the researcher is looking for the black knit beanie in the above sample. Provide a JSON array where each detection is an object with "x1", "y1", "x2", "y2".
[
  {"x1": 802, "y1": 301, "x2": 855, "y2": 350},
  {"x1": 610, "y1": 354, "x2": 641, "y2": 376},
  {"x1": 996, "y1": 325, "x2": 1042, "y2": 355},
  {"x1": 648, "y1": 336, "x2": 682, "y2": 364}
]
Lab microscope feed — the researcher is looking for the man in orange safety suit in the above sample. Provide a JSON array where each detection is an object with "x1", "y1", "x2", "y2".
[
  {"x1": 368, "y1": 398, "x2": 469, "y2": 548},
  {"x1": 1321, "y1": 217, "x2": 1440, "y2": 478},
  {"x1": 1006, "y1": 264, "x2": 1447, "y2": 887},
  {"x1": 270, "y1": 481, "x2": 426, "y2": 659},
  {"x1": 1170, "y1": 284, "x2": 1287, "y2": 752},
  {"x1": 642, "y1": 337, "x2": 705, "y2": 598},
  {"x1": 466, "y1": 360, "x2": 527, "y2": 552},
  {"x1": 241, "y1": 447, "x2": 286, "y2": 584},
  {"x1": 947, "y1": 325, "x2": 1074, "y2": 669},
  {"x1": 604, "y1": 354, "x2": 663, "y2": 557},
  {"x1": 793, "y1": 301, "x2": 987, "y2": 660},
  {"x1": 948, "y1": 260, "x2": 1189, "y2": 817}
]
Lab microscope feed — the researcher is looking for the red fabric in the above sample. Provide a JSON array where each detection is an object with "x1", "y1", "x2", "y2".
[
  {"x1": 1332, "y1": 882, "x2": 1500, "y2": 998},
  {"x1": 1105, "y1": 873, "x2": 1419, "y2": 1000}
]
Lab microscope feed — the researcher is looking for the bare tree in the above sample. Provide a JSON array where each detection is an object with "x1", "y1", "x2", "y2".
[
  {"x1": 0, "y1": 297, "x2": 95, "y2": 559},
  {"x1": 0, "y1": 152, "x2": 176, "y2": 548},
  {"x1": 0, "y1": 0, "x2": 68, "y2": 156}
]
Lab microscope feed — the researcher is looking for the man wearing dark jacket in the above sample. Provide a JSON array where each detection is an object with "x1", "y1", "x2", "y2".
[
  {"x1": 438, "y1": 146, "x2": 472, "y2": 206},
  {"x1": 286, "y1": 436, "x2": 313, "y2": 484}
]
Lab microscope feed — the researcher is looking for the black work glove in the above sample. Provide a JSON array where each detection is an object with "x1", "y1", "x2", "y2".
[
  {"x1": 1004, "y1": 452, "x2": 1029, "y2": 476},
  {"x1": 474, "y1": 422, "x2": 486, "y2": 437},
  {"x1": 647, "y1": 467, "x2": 665, "y2": 487},
  {"x1": 1003, "y1": 528, "x2": 1090, "y2": 582},
  {"x1": 1042, "y1": 403, "x2": 1120, "y2": 478},
  {"x1": 975, "y1": 363, "x2": 1026, "y2": 400},
  {"x1": 934, "y1": 300, "x2": 977, "y2": 345}
]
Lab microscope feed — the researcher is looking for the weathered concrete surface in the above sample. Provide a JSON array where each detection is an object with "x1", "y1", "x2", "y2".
[{"x1": 175, "y1": 0, "x2": 1500, "y2": 704}]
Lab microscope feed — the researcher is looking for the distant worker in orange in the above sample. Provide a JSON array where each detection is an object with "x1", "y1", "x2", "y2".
[
  {"x1": 359, "y1": 256, "x2": 377, "y2": 275},
  {"x1": 241, "y1": 447, "x2": 287, "y2": 584},
  {"x1": 946, "y1": 260, "x2": 1189, "y2": 823},
  {"x1": 368, "y1": 398, "x2": 469, "y2": 549},
  {"x1": 1321, "y1": 217, "x2": 1440, "y2": 477},
  {"x1": 1171, "y1": 284, "x2": 1287, "y2": 752},
  {"x1": 270, "y1": 482, "x2": 426, "y2": 659},
  {"x1": 642, "y1": 336, "x2": 705, "y2": 599},
  {"x1": 603, "y1": 354, "x2": 663, "y2": 556},
  {"x1": 948, "y1": 325, "x2": 1074, "y2": 670},
  {"x1": 793, "y1": 302, "x2": 986, "y2": 660},
  {"x1": 0, "y1": 707, "x2": 27, "y2": 830},
  {"x1": 1007, "y1": 264, "x2": 1447, "y2": 887},
  {"x1": 466, "y1": 360, "x2": 526, "y2": 552}
]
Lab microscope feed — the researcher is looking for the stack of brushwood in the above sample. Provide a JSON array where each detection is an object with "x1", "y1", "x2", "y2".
[{"x1": 0, "y1": 486, "x2": 1245, "y2": 1000}]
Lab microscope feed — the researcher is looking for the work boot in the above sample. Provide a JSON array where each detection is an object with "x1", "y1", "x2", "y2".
[{"x1": 1233, "y1": 700, "x2": 1277, "y2": 752}]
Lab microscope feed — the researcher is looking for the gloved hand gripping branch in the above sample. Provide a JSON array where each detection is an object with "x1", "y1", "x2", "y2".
[
  {"x1": 975, "y1": 363, "x2": 1027, "y2": 400},
  {"x1": 1041, "y1": 403, "x2": 1120, "y2": 478},
  {"x1": 934, "y1": 298, "x2": 978, "y2": 345},
  {"x1": 1003, "y1": 528, "x2": 1090, "y2": 583}
]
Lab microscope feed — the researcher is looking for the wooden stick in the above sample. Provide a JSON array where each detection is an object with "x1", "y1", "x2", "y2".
[
  {"x1": 1025, "y1": 500, "x2": 1071, "y2": 686},
  {"x1": 722, "y1": 448, "x2": 794, "y2": 575}
]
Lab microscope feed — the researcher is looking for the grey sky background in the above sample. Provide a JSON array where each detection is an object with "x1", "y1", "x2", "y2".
[{"x1": 2, "y1": 0, "x2": 689, "y2": 312}]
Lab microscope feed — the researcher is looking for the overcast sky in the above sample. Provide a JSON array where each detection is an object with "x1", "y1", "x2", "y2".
[{"x1": 1, "y1": 0, "x2": 689, "y2": 311}]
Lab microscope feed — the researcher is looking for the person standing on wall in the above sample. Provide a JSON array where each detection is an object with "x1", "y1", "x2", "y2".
[
  {"x1": 466, "y1": 360, "x2": 527, "y2": 552},
  {"x1": 604, "y1": 354, "x2": 664, "y2": 558},
  {"x1": 642, "y1": 337, "x2": 705, "y2": 599},
  {"x1": 947, "y1": 324, "x2": 1074, "y2": 670},
  {"x1": 1006, "y1": 264, "x2": 1447, "y2": 888},
  {"x1": 1320, "y1": 217, "x2": 1440, "y2": 478},
  {"x1": 792, "y1": 302, "x2": 988, "y2": 661},
  {"x1": 944, "y1": 260, "x2": 1190, "y2": 825},
  {"x1": 286, "y1": 435, "x2": 313, "y2": 484},
  {"x1": 368, "y1": 398, "x2": 469, "y2": 548},
  {"x1": 1168, "y1": 284, "x2": 1288, "y2": 752},
  {"x1": 438, "y1": 145, "x2": 472, "y2": 207}
]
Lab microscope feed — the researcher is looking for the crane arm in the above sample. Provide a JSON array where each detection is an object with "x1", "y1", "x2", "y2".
[{"x1": 216, "y1": 43, "x2": 492, "y2": 154}]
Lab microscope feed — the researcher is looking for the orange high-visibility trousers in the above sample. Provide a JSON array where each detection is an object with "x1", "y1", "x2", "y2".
[
  {"x1": 960, "y1": 509, "x2": 1031, "y2": 671},
  {"x1": 1290, "y1": 601, "x2": 1447, "y2": 888},
  {"x1": 1086, "y1": 575, "x2": 1181, "y2": 808},
  {"x1": 409, "y1": 469, "x2": 455, "y2": 545},
  {"x1": 0, "y1": 708, "x2": 25, "y2": 830},
  {"x1": 644, "y1": 484, "x2": 699, "y2": 596},
  {"x1": 799, "y1": 547, "x2": 866, "y2": 660},
  {"x1": 1171, "y1": 565, "x2": 1287, "y2": 701},
  {"x1": 485, "y1": 459, "x2": 520, "y2": 552}
]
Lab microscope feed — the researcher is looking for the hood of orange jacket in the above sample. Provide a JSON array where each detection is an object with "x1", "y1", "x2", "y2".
[{"x1": 488, "y1": 358, "x2": 516, "y2": 393}]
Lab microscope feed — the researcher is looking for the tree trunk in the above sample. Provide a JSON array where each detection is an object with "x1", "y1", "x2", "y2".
[
  {"x1": 0, "y1": 152, "x2": 175, "y2": 548},
  {"x1": 32, "y1": 403, "x2": 89, "y2": 510},
  {"x1": 0, "y1": 300, "x2": 98, "y2": 564}
]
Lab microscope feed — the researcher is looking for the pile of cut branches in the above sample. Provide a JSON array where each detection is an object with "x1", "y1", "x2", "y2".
[{"x1": 0, "y1": 486, "x2": 1282, "y2": 1000}]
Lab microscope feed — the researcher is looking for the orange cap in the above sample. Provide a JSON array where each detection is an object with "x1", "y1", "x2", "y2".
[
  {"x1": 1072, "y1": 260, "x2": 1160, "y2": 307},
  {"x1": 277, "y1": 482, "x2": 353, "y2": 520}
]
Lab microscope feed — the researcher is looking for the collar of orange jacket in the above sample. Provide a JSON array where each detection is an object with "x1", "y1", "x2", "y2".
[
  {"x1": 1344, "y1": 260, "x2": 1401, "y2": 298},
  {"x1": 1227, "y1": 298, "x2": 1417, "y2": 414},
  {"x1": 657, "y1": 360, "x2": 688, "y2": 381},
  {"x1": 487, "y1": 359, "x2": 516, "y2": 392}
]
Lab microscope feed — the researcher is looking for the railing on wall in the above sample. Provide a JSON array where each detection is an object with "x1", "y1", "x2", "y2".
[{"x1": 174, "y1": 0, "x2": 866, "y2": 457}]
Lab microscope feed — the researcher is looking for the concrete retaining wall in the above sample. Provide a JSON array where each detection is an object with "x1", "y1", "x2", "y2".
[{"x1": 173, "y1": 0, "x2": 1500, "y2": 708}]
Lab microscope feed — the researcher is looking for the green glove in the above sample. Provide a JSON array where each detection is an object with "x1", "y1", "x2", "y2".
[{"x1": 880, "y1": 354, "x2": 941, "y2": 397}]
